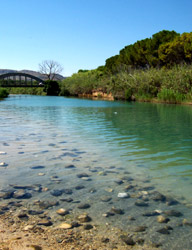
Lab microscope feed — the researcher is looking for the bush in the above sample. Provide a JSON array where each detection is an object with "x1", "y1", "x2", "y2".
[
  {"x1": 157, "y1": 88, "x2": 185, "y2": 103},
  {"x1": 0, "y1": 88, "x2": 9, "y2": 98},
  {"x1": 44, "y1": 80, "x2": 60, "y2": 96}
]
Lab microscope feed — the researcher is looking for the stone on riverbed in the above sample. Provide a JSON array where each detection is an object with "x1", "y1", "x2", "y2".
[
  {"x1": 0, "y1": 152, "x2": 7, "y2": 155},
  {"x1": 50, "y1": 189, "x2": 63, "y2": 197},
  {"x1": 13, "y1": 190, "x2": 32, "y2": 199},
  {"x1": 100, "y1": 196, "x2": 112, "y2": 202},
  {"x1": 157, "y1": 215, "x2": 170, "y2": 223},
  {"x1": 37, "y1": 219, "x2": 53, "y2": 226},
  {"x1": 0, "y1": 190, "x2": 14, "y2": 199},
  {"x1": 57, "y1": 222, "x2": 72, "y2": 229},
  {"x1": 30, "y1": 166, "x2": 45, "y2": 169},
  {"x1": 120, "y1": 235, "x2": 135, "y2": 246},
  {"x1": 78, "y1": 203, "x2": 91, "y2": 209},
  {"x1": 164, "y1": 210, "x2": 183, "y2": 217},
  {"x1": 135, "y1": 200, "x2": 148, "y2": 207},
  {"x1": 0, "y1": 162, "x2": 8, "y2": 167},
  {"x1": 77, "y1": 214, "x2": 92, "y2": 223},
  {"x1": 56, "y1": 208, "x2": 69, "y2": 216},
  {"x1": 83, "y1": 224, "x2": 93, "y2": 230},
  {"x1": 111, "y1": 207, "x2": 124, "y2": 215},
  {"x1": 133, "y1": 226, "x2": 147, "y2": 232},
  {"x1": 77, "y1": 173, "x2": 90, "y2": 178},
  {"x1": 117, "y1": 192, "x2": 130, "y2": 198}
]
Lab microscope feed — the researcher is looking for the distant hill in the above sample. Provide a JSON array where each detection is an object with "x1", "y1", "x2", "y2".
[{"x1": 0, "y1": 69, "x2": 65, "y2": 81}]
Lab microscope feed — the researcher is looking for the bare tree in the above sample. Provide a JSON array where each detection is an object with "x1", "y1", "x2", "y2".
[{"x1": 39, "y1": 60, "x2": 63, "y2": 80}]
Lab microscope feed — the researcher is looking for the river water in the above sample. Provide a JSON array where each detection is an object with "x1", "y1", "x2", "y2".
[{"x1": 0, "y1": 95, "x2": 192, "y2": 249}]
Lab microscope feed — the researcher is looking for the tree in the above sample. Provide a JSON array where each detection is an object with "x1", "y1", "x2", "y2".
[{"x1": 39, "y1": 60, "x2": 63, "y2": 80}]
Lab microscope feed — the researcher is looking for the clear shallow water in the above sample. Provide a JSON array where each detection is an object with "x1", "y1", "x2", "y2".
[{"x1": 1, "y1": 95, "x2": 192, "y2": 249}]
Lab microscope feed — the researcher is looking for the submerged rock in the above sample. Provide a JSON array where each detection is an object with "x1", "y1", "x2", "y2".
[
  {"x1": 77, "y1": 173, "x2": 90, "y2": 178},
  {"x1": 78, "y1": 203, "x2": 91, "y2": 209},
  {"x1": 157, "y1": 215, "x2": 170, "y2": 223},
  {"x1": 30, "y1": 166, "x2": 45, "y2": 169},
  {"x1": 133, "y1": 226, "x2": 147, "y2": 232},
  {"x1": 13, "y1": 190, "x2": 32, "y2": 199},
  {"x1": 75, "y1": 185, "x2": 85, "y2": 190},
  {"x1": 57, "y1": 222, "x2": 72, "y2": 229},
  {"x1": 100, "y1": 196, "x2": 112, "y2": 202},
  {"x1": 164, "y1": 210, "x2": 183, "y2": 217},
  {"x1": 135, "y1": 200, "x2": 148, "y2": 207},
  {"x1": 111, "y1": 207, "x2": 124, "y2": 215},
  {"x1": 117, "y1": 192, "x2": 130, "y2": 198},
  {"x1": 37, "y1": 219, "x2": 52, "y2": 226},
  {"x1": 50, "y1": 189, "x2": 63, "y2": 197},
  {"x1": 83, "y1": 224, "x2": 93, "y2": 230},
  {"x1": 120, "y1": 235, "x2": 135, "y2": 246},
  {"x1": 0, "y1": 162, "x2": 8, "y2": 167},
  {"x1": 77, "y1": 214, "x2": 92, "y2": 223},
  {"x1": 56, "y1": 208, "x2": 69, "y2": 216}
]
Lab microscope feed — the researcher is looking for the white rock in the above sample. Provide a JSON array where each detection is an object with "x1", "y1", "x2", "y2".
[
  {"x1": 0, "y1": 162, "x2": 8, "y2": 167},
  {"x1": 38, "y1": 173, "x2": 45, "y2": 176},
  {"x1": 0, "y1": 152, "x2": 6, "y2": 155},
  {"x1": 57, "y1": 223, "x2": 72, "y2": 229},
  {"x1": 117, "y1": 192, "x2": 129, "y2": 198}
]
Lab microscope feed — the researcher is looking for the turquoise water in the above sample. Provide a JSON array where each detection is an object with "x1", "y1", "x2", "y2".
[{"x1": 1, "y1": 95, "x2": 192, "y2": 249}]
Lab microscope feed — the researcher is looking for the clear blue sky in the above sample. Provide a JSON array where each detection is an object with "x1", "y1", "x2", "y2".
[{"x1": 0, "y1": 0, "x2": 192, "y2": 76}]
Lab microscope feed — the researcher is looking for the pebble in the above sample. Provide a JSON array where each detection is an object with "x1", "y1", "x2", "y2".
[
  {"x1": 37, "y1": 219, "x2": 53, "y2": 226},
  {"x1": 0, "y1": 162, "x2": 8, "y2": 167},
  {"x1": 78, "y1": 203, "x2": 91, "y2": 209},
  {"x1": 60, "y1": 198, "x2": 73, "y2": 203},
  {"x1": 13, "y1": 190, "x2": 32, "y2": 199},
  {"x1": 75, "y1": 185, "x2": 85, "y2": 190},
  {"x1": 114, "y1": 179, "x2": 123, "y2": 185},
  {"x1": 62, "y1": 189, "x2": 73, "y2": 194},
  {"x1": 120, "y1": 235, "x2": 135, "y2": 246},
  {"x1": 111, "y1": 207, "x2": 124, "y2": 215},
  {"x1": 117, "y1": 192, "x2": 130, "y2": 198},
  {"x1": 135, "y1": 200, "x2": 148, "y2": 207},
  {"x1": 77, "y1": 214, "x2": 92, "y2": 223},
  {"x1": 65, "y1": 164, "x2": 76, "y2": 169},
  {"x1": 57, "y1": 222, "x2": 72, "y2": 229},
  {"x1": 83, "y1": 224, "x2": 93, "y2": 230},
  {"x1": 133, "y1": 226, "x2": 147, "y2": 232},
  {"x1": 50, "y1": 189, "x2": 63, "y2": 197},
  {"x1": 124, "y1": 184, "x2": 134, "y2": 190},
  {"x1": 23, "y1": 225, "x2": 34, "y2": 231},
  {"x1": 105, "y1": 188, "x2": 113, "y2": 193},
  {"x1": 164, "y1": 210, "x2": 183, "y2": 217},
  {"x1": 152, "y1": 192, "x2": 166, "y2": 202},
  {"x1": 77, "y1": 173, "x2": 89, "y2": 178},
  {"x1": 157, "y1": 228, "x2": 170, "y2": 235},
  {"x1": 30, "y1": 166, "x2": 45, "y2": 169},
  {"x1": 100, "y1": 196, "x2": 112, "y2": 202},
  {"x1": 0, "y1": 152, "x2": 6, "y2": 155},
  {"x1": 81, "y1": 177, "x2": 92, "y2": 181},
  {"x1": 38, "y1": 173, "x2": 45, "y2": 176},
  {"x1": 157, "y1": 215, "x2": 170, "y2": 223},
  {"x1": 56, "y1": 208, "x2": 69, "y2": 216}
]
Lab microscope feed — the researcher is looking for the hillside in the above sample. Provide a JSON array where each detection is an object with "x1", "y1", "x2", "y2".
[{"x1": 0, "y1": 69, "x2": 65, "y2": 81}]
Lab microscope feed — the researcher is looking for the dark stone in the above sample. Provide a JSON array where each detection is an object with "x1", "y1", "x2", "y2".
[
  {"x1": 83, "y1": 224, "x2": 93, "y2": 230},
  {"x1": 18, "y1": 152, "x2": 25, "y2": 154},
  {"x1": 133, "y1": 226, "x2": 147, "y2": 232},
  {"x1": 50, "y1": 190, "x2": 63, "y2": 197},
  {"x1": 77, "y1": 173, "x2": 89, "y2": 178},
  {"x1": 135, "y1": 200, "x2": 148, "y2": 207},
  {"x1": 124, "y1": 184, "x2": 134, "y2": 190},
  {"x1": 30, "y1": 166, "x2": 45, "y2": 169},
  {"x1": 152, "y1": 192, "x2": 166, "y2": 202},
  {"x1": 75, "y1": 185, "x2": 85, "y2": 190},
  {"x1": 13, "y1": 190, "x2": 32, "y2": 199},
  {"x1": 60, "y1": 198, "x2": 73, "y2": 202},
  {"x1": 157, "y1": 228, "x2": 170, "y2": 234},
  {"x1": 120, "y1": 235, "x2": 135, "y2": 246},
  {"x1": 18, "y1": 213, "x2": 28, "y2": 219},
  {"x1": 111, "y1": 207, "x2": 124, "y2": 215},
  {"x1": 78, "y1": 203, "x2": 91, "y2": 209},
  {"x1": 71, "y1": 221, "x2": 81, "y2": 227},
  {"x1": 164, "y1": 210, "x2": 183, "y2": 217},
  {"x1": 114, "y1": 179, "x2": 123, "y2": 185},
  {"x1": 62, "y1": 189, "x2": 73, "y2": 195},
  {"x1": 136, "y1": 238, "x2": 145, "y2": 245},
  {"x1": 101, "y1": 237, "x2": 110, "y2": 243},
  {"x1": 103, "y1": 211, "x2": 115, "y2": 217},
  {"x1": 65, "y1": 165, "x2": 76, "y2": 169},
  {"x1": 38, "y1": 201, "x2": 59, "y2": 209},
  {"x1": 28, "y1": 210, "x2": 44, "y2": 215},
  {"x1": 100, "y1": 196, "x2": 112, "y2": 202},
  {"x1": 0, "y1": 190, "x2": 14, "y2": 199},
  {"x1": 166, "y1": 197, "x2": 179, "y2": 206},
  {"x1": 142, "y1": 211, "x2": 159, "y2": 217}
]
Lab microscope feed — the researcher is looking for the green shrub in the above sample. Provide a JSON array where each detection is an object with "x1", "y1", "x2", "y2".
[
  {"x1": 157, "y1": 88, "x2": 185, "y2": 103},
  {"x1": 0, "y1": 88, "x2": 9, "y2": 98}
]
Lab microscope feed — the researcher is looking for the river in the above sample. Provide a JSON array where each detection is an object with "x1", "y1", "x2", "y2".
[{"x1": 0, "y1": 95, "x2": 192, "y2": 249}]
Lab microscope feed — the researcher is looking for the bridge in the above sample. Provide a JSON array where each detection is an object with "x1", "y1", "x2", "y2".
[{"x1": 0, "y1": 72, "x2": 45, "y2": 87}]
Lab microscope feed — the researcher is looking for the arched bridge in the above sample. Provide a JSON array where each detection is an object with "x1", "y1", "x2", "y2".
[{"x1": 0, "y1": 72, "x2": 45, "y2": 87}]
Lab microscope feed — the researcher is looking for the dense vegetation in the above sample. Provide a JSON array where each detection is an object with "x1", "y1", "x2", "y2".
[
  {"x1": 2, "y1": 30, "x2": 192, "y2": 104},
  {"x1": 60, "y1": 30, "x2": 192, "y2": 104},
  {"x1": 0, "y1": 88, "x2": 9, "y2": 99}
]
